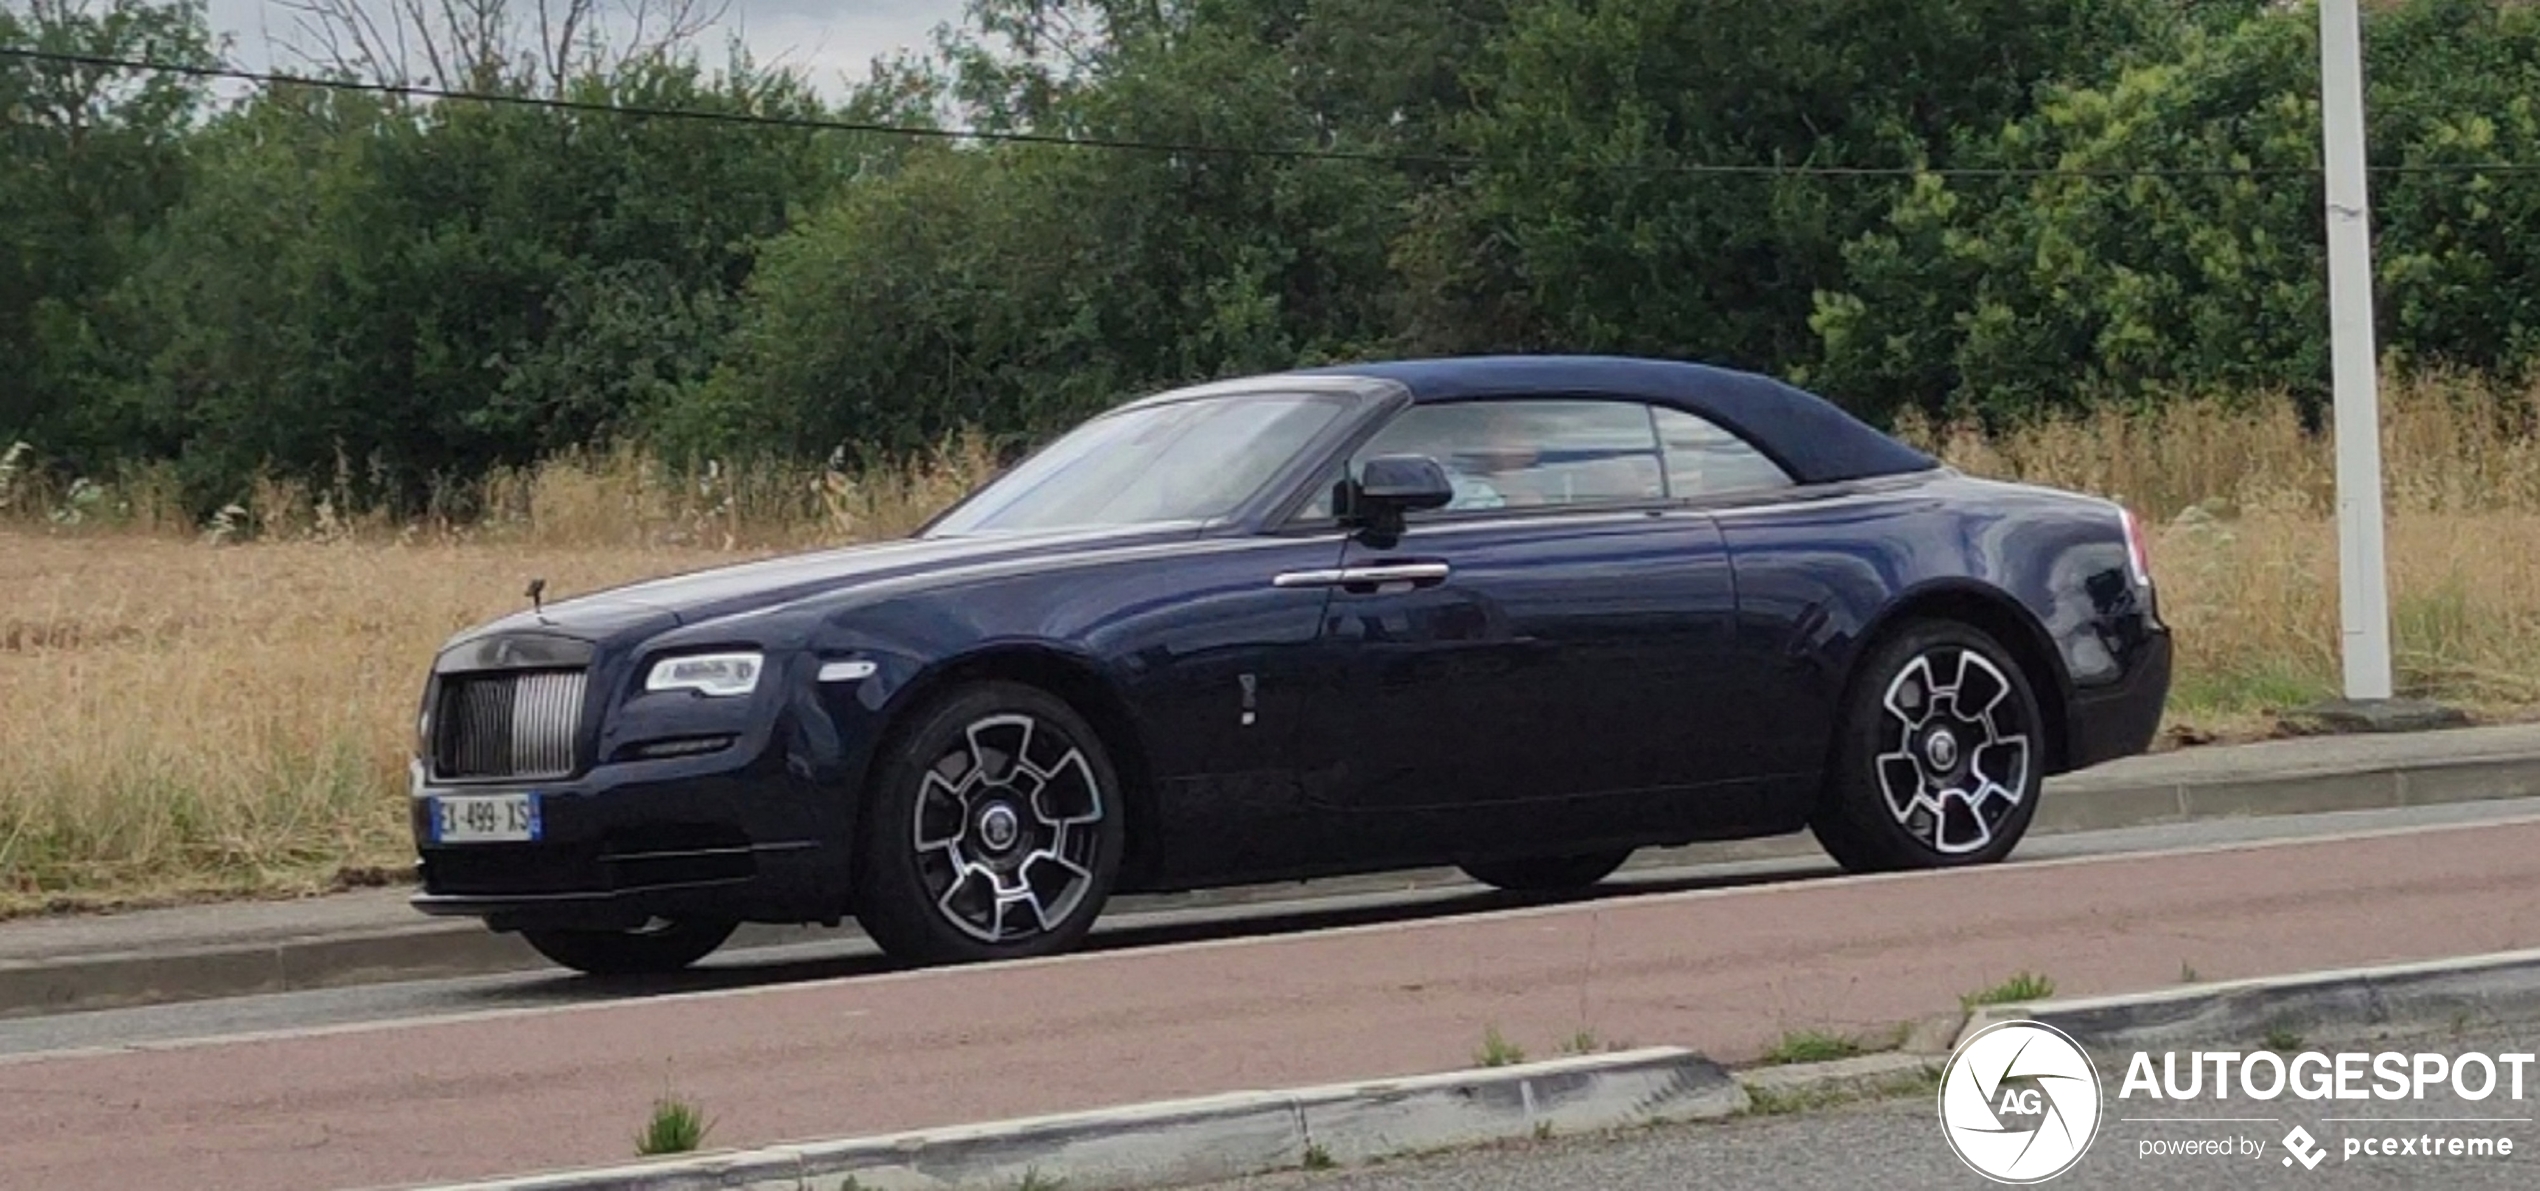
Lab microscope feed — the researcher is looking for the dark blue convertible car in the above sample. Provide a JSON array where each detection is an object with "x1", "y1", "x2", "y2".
[{"x1": 408, "y1": 356, "x2": 2172, "y2": 975}]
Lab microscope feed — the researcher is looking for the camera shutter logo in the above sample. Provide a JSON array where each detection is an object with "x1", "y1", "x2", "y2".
[{"x1": 1938, "y1": 1020, "x2": 2104, "y2": 1183}]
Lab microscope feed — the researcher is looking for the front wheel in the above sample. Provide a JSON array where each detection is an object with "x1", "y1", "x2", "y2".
[
  {"x1": 1458, "y1": 849, "x2": 1633, "y2": 892},
  {"x1": 1809, "y1": 619, "x2": 2045, "y2": 874},
  {"x1": 519, "y1": 918, "x2": 738, "y2": 977},
  {"x1": 852, "y1": 681, "x2": 1126, "y2": 967}
]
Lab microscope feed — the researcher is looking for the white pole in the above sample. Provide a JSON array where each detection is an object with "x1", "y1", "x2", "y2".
[{"x1": 2320, "y1": 0, "x2": 2393, "y2": 701}]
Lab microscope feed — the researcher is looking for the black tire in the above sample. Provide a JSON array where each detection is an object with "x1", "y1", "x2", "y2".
[
  {"x1": 1809, "y1": 618, "x2": 2047, "y2": 874},
  {"x1": 1458, "y1": 849, "x2": 1633, "y2": 892},
  {"x1": 519, "y1": 918, "x2": 737, "y2": 977},
  {"x1": 852, "y1": 681, "x2": 1127, "y2": 966}
]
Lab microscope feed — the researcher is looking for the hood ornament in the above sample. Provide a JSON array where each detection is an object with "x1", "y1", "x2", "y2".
[{"x1": 525, "y1": 577, "x2": 546, "y2": 615}]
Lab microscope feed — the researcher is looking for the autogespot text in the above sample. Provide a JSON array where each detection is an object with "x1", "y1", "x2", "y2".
[
  {"x1": 2119, "y1": 1049, "x2": 2536, "y2": 1102},
  {"x1": 2121, "y1": 1049, "x2": 2527, "y2": 1167}
]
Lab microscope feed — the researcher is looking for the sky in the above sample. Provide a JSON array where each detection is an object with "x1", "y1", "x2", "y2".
[{"x1": 202, "y1": 0, "x2": 971, "y2": 99}]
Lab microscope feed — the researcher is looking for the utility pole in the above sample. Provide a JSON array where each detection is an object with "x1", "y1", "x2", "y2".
[{"x1": 2319, "y1": 0, "x2": 2393, "y2": 702}]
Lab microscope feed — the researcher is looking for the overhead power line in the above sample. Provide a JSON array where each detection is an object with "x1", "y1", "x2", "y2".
[{"x1": 9, "y1": 45, "x2": 2540, "y2": 180}]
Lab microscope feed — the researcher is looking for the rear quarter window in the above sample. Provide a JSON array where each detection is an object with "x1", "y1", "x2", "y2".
[{"x1": 1654, "y1": 408, "x2": 1795, "y2": 498}]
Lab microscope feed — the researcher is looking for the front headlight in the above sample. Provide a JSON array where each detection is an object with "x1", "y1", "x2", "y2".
[{"x1": 646, "y1": 651, "x2": 764, "y2": 698}]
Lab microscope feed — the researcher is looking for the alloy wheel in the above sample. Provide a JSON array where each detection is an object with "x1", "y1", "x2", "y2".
[
  {"x1": 1874, "y1": 646, "x2": 2034, "y2": 855},
  {"x1": 910, "y1": 712, "x2": 1107, "y2": 944}
]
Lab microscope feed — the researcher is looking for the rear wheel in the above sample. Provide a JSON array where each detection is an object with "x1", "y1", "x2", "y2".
[
  {"x1": 1458, "y1": 849, "x2": 1633, "y2": 892},
  {"x1": 852, "y1": 681, "x2": 1126, "y2": 966},
  {"x1": 1809, "y1": 619, "x2": 2045, "y2": 873},
  {"x1": 519, "y1": 918, "x2": 737, "y2": 977}
]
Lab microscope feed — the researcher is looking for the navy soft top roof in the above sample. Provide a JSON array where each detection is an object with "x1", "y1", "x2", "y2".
[{"x1": 1286, "y1": 354, "x2": 1936, "y2": 486}]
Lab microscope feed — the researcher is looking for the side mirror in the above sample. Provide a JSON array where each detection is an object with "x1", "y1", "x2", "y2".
[
  {"x1": 1357, "y1": 454, "x2": 1455, "y2": 513},
  {"x1": 1347, "y1": 454, "x2": 1454, "y2": 543}
]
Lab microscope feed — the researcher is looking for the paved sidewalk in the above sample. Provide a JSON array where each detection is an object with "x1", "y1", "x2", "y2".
[{"x1": 2, "y1": 721, "x2": 2535, "y2": 1015}]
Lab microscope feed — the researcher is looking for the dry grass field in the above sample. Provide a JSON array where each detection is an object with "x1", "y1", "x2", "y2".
[
  {"x1": 8, "y1": 377, "x2": 2540, "y2": 915},
  {"x1": 0, "y1": 438, "x2": 997, "y2": 914}
]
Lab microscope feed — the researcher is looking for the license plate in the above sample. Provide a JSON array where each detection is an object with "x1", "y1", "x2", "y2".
[{"x1": 429, "y1": 793, "x2": 541, "y2": 844}]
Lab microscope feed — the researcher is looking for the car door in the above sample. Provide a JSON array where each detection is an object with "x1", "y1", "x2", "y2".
[
  {"x1": 1280, "y1": 397, "x2": 1751, "y2": 865},
  {"x1": 1648, "y1": 403, "x2": 1848, "y2": 818},
  {"x1": 1100, "y1": 530, "x2": 1356, "y2": 888}
]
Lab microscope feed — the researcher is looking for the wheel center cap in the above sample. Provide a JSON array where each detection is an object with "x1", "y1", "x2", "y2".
[
  {"x1": 1925, "y1": 728, "x2": 1960, "y2": 771},
  {"x1": 978, "y1": 803, "x2": 1021, "y2": 852}
]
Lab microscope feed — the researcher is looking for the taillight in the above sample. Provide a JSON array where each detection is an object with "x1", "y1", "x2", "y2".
[{"x1": 2119, "y1": 506, "x2": 2153, "y2": 587}]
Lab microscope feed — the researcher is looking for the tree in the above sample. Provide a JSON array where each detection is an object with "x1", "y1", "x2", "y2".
[
  {"x1": 0, "y1": 0, "x2": 217, "y2": 461},
  {"x1": 1392, "y1": 0, "x2": 2202, "y2": 382},
  {"x1": 268, "y1": 0, "x2": 728, "y2": 95},
  {"x1": 1811, "y1": 0, "x2": 2540, "y2": 425},
  {"x1": 685, "y1": 0, "x2": 1478, "y2": 462},
  {"x1": 113, "y1": 53, "x2": 850, "y2": 512}
]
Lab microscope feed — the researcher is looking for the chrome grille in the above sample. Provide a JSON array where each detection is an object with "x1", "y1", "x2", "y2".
[{"x1": 432, "y1": 669, "x2": 587, "y2": 780}]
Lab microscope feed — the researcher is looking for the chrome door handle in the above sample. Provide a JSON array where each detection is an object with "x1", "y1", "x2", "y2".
[
  {"x1": 1342, "y1": 563, "x2": 1451, "y2": 584},
  {"x1": 1271, "y1": 562, "x2": 1452, "y2": 589}
]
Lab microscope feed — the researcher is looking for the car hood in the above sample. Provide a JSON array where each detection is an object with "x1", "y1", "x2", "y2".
[{"x1": 440, "y1": 521, "x2": 1211, "y2": 653}]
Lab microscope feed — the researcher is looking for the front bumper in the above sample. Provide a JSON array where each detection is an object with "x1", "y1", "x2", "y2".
[{"x1": 408, "y1": 748, "x2": 849, "y2": 932}]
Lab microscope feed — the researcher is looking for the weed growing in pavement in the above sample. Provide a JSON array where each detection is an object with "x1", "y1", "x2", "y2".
[
  {"x1": 1475, "y1": 1024, "x2": 1526, "y2": 1068},
  {"x1": 636, "y1": 1094, "x2": 712, "y2": 1156},
  {"x1": 1302, "y1": 1142, "x2": 1335, "y2": 1170},
  {"x1": 1739, "y1": 1064, "x2": 1944, "y2": 1117},
  {"x1": 2263, "y1": 1025, "x2": 2306, "y2": 1054},
  {"x1": 1741, "y1": 1085, "x2": 1807, "y2": 1117},
  {"x1": 1961, "y1": 971, "x2": 2056, "y2": 1014},
  {"x1": 1533, "y1": 1120, "x2": 1556, "y2": 1140},
  {"x1": 1558, "y1": 1029, "x2": 1601, "y2": 1056},
  {"x1": 1012, "y1": 1169, "x2": 1066, "y2": 1191},
  {"x1": 2180, "y1": 961, "x2": 2201, "y2": 983},
  {"x1": 1761, "y1": 1030, "x2": 1868, "y2": 1066}
]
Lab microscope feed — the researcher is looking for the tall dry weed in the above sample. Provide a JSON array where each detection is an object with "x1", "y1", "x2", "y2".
[
  {"x1": 0, "y1": 437, "x2": 999, "y2": 912},
  {"x1": 1895, "y1": 372, "x2": 2540, "y2": 519}
]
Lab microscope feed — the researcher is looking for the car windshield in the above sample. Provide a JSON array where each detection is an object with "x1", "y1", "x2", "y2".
[{"x1": 924, "y1": 391, "x2": 1351, "y2": 536}]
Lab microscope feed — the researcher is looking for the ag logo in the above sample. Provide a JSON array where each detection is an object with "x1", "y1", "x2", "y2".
[{"x1": 1939, "y1": 1020, "x2": 2103, "y2": 1183}]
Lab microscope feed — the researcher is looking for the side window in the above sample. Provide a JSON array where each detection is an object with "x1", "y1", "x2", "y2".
[
  {"x1": 1653, "y1": 408, "x2": 1793, "y2": 499},
  {"x1": 1298, "y1": 399, "x2": 1665, "y2": 521}
]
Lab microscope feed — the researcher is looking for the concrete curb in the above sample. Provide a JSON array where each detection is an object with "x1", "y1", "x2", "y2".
[
  {"x1": 385, "y1": 1047, "x2": 1746, "y2": 1191},
  {"x1": 2026, "y1": 748, "x2": 2540, "y2": 834},
  {"x1": 1956, "y1": 947, "x2": 2540, "y2": 1053},
  {"x1": 11, "y1": 743, "x2": 2540, "y2": 1020},
  {"x1": 0, "y1": 920, "x2": 838, "y2": 1021},
  {"x1": 0, "y1": 927, "x2": 532, "y2": 1019}
]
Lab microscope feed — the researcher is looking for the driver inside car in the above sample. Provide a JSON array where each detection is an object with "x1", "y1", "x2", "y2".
[{"x1": 1445, "y1": 406, "x2": 1546, "y2": 510}]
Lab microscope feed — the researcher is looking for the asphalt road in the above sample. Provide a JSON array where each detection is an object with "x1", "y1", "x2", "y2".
[
  {"x1": 1191, "y1": 1024, "x2": 2540, "y2": 1191},
  {"x1": 11, "y1": 801, "x2": 2540, "y2": 1190},
  {"x1": 0, "y1": 798, "x2": 2530, "y2": 1060},
  {"x1": 0, "y1": 795, "x2": 2516, "y2": 1059}
]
